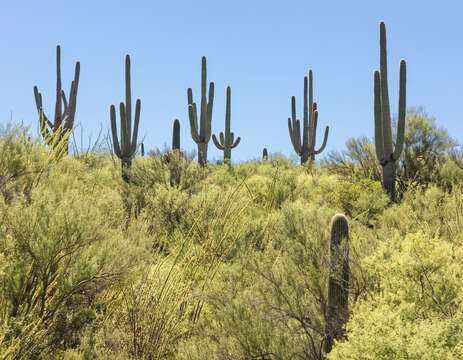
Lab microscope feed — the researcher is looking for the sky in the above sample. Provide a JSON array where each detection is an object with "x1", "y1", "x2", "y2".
[{"x1": 0, "y1": 0, "x2": 462, "y2": 162}]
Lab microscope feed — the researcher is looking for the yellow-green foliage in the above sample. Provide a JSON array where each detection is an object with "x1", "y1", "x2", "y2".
[{"x1": 1, "y1": 125, "x2": 463, "y2": 359}]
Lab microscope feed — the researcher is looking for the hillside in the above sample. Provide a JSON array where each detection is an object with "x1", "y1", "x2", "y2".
[{"x1": 1, "y1": 115, "x2": 463, "y2": 359}]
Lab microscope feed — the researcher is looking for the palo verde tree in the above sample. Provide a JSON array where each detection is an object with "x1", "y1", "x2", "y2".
[
  {"x1": 110, "y1": 54, "x2": 141, "y2": 183},
  {"x1": 374, "y1": 21, "x2": 406, "y2": 201},
  {"x1": 288, "y1": 70, "x2": 329, "y2": 164},
  {"x1": 187, "y1": 56, "x2": 214, "y2": 166},
  {"x1": 33, "y1": 45, "x2": 80, "y2": 154},
  {"x1": 212, "y1": 86, "x2": 240, "y2": 163}
]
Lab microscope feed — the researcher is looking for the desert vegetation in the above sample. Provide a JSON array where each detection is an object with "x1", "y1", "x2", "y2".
[{"x1": 1, "y1": 21, "x2": 463, "y2": 359}]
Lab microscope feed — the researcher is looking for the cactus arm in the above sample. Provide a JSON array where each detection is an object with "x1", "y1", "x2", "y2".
[
  {"x1": 61, "y1": 90, "x2": 68, "y2": 114},
  {"x1": 54, "y1": 45, "x2": 62, "y2": 130},
  {"x1": 289, "y1": 96, "x2": 302, "y2": 153},
  {"x1": 219, "y1": 131, "x2": 225, "y2": 145},
  {"x1": 119, "y1": 102, "x2": 129, "y2": 155},
  {"x1": 66, "y1": 61, "x2": 80, "y2": 130},
  {"x1": 392, "y1": 59, "x2": 407, "y2": 161},
  {"x1": 124, "y1": 55, "x2": 132, "y2": 139},
  {"x1": 130, "y1": 99, "x2": 141, "y2": 154},
  {"x1": 188, "y1": 104, "x2": 201, "y2": 143},
  {"x1": 187, "y1": 88, "x2": 194, "y2": 105},
  {"x1": 314, "y1": 125, "x2": 329, "y2": 154},
  {"x1": 374, "y1": 70, "x2": 384, "y2": 162},
  {"x1": 212, "y1": 133, "x2": 224, "y2": 150},
  {"x1": 309, "y1": 102, "x2": 318, "y2": 152},
  {"x1": 110, "y1": 105, "x2": 122, "y2": 158},
  {"x1": 204, "y1": 82, "x2": 214, "y2": 142},
  {"x1": 231, "y1": 135, "x2": 241, "y2": 148},
  {"x1": 302, "y1": 74, "x2": 310, "y2": 150}
]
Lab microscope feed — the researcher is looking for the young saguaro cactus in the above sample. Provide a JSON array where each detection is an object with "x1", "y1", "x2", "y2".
[
  {"x1": 172, "y1": 118, "x2": 180, "y2": 151},
  {"x1": 262, "y1": 147, "x2": 268, "y2": 162},
  {"x1": 110, "y1": 54, "x2": 141, "y2": 183},
  {"x1": 324, "y1": 214, "x2": 350, "y2": 355},
  {"x1": 288, "y1": 70, "x2": 329, "y2": 164},
  {"x1": 187, "y1": 56, "x2": 214, "y2": 166},
  {"x1": 33, "y1": 45, "x2": 80, "y2": 153},
  {"x1": 212, "y1": 86, "x2": 240, "y2": 163},
  {"x1": 374, "y1": 21, "x2": 407, "y2": 201}
]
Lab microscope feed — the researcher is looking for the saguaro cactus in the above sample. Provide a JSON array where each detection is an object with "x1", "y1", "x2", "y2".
[
  {"x1": 188, "y1": 56, "x2": 214, "y2": 166},
  {"x1": 212, "y1": 86, "x2": 240, "y2": 163},
  {"x1": 324, "y1": 214, "x2": 350, "y2": 355},
  {"x1": 172, "y1": 118, "x2": 180, "y2": 151},
  {"x1": 33, "y1": 45, "x2": 80, "y2": 153},
  {"x1": 374, "y1": 21, "x2": 407, "y2": 201},
  {"x1": 288, "y1": 70, "x2": 329, "y2": 164},
  {"x1": 262, "y1": 147, "x2": 268, "y2": 162},
  {"x1": 110, "y1": 54, "x2": 141, "y2": 183}
]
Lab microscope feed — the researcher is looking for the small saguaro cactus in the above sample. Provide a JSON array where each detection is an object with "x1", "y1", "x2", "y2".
[
  {"x1": 374, "y1": 21, "x2": 406, "y2": 202},
  {"x1": 288, "y1": 70, "x2": 329, "y2": 164},
  {"x1": 110, "y1": 54, "x2": 141, "y2": 183},
  {"x1": 324, "y1": 214, "x2": 350, "y2": 355},
  {"x1": 212, "y1": 86, "x2": 240, "y2": 163},
  {"x1": 33, "y1": 45, "x2": 80, "y2": 153},
  {"x1": 187, "y1": 56, "x2": 214, "y2": 166},
  {"x1": 172, "y1": 118, "x2": 180, "y2": 151},
  {"x1": 262, "y1": 147, "x2": 268, "y2": 162}
]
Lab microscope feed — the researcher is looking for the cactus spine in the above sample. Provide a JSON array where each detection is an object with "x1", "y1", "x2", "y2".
[
  {"x1": 262, "y1": 147, "x2": 268, "y2": 162},
  {"x1": 33, "y1": 45, "x2": 80, "y2": 153},
  {"x1": 324, "y1": 214, "x2": 350, "y2": 355},
  {"x1": 212, "y1": 86, "x2": 240, "y2": 163},
  {"x1": 288, "y1": 70, "x2": 329, "y2": 164},
  {"x1": 110, "y1": 54, "x2": 141, "y2": 183},
  {"x1": 188, "y1": 56, "x2": 214, "y2": 166},
  {"x1": 374, "y1": 21, "x2": 407, "y2": 201},
  {"x1": 172, "y1": 118, "x2": 180, "y2": 151}
]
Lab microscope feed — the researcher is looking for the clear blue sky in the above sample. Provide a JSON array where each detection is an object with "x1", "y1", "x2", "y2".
[{"x1": 0, "y1": 1, "x2": 462, "y2": 162}]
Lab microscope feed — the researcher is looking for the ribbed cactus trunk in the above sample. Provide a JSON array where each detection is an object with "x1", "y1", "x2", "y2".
[
  {"x1": 382, "y1": 160, "x2": 396, "y2": 201},
  {"x1": 197, "y1": 143, "x2": 208, "y2": 166},
  {"x1": 121, "y1": 157, "x2": 132, "y2": 184},
  {"x1": 324, "y1": 214, "x2": 349, "y2": 355}
]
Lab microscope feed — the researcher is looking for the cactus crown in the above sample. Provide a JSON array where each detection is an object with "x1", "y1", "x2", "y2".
[
  {"x1": 374, "y1": 21, "x2": 407, "y2": 164},
  {"x1": 110, "y1": 54, "x2": 141, "y2": 160},
  {"x1": 212, "y1": 86, "x2": 241, "y2": 162},
  {"x1": 33, "y1": 45, "x2": 80, "y2": 150},
  {"x1": 288, "y1": 70, "x2": 329, "y2": 164}
]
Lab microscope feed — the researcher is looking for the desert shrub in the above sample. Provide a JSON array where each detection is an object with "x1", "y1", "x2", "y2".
[
  {"x1": 325, "y1": 109, "x2": 457, "y2": 197},
  {"x1": 331, "y1": 178, "x2": 389, "y2": 225},
  {"x1": 328, "y1": 231, "x2": 463, "y2": 359}
]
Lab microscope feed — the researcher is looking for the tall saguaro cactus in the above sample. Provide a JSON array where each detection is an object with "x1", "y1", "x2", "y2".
[
  {"x1": 33, "y1": 45, "x2": 80, "y2": 153},
  {"x1": 212, "y1": 86, "x2": 240, "y2": 163},
  {"x1": 324, "y1": 214, "x2": 350, "y2": 355},
  {"x1": 288, "y1": 70, "x2": 329, "y2": 164},
  {"x1": 110, "y1": 54, "x2": 141, "y2": 183},
  {"x1": 374, "y1": 21, "x2": 407, "y2": 201},
  {"x1": 187, "y1": 56, "x2": 214, "y2": 166}
]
